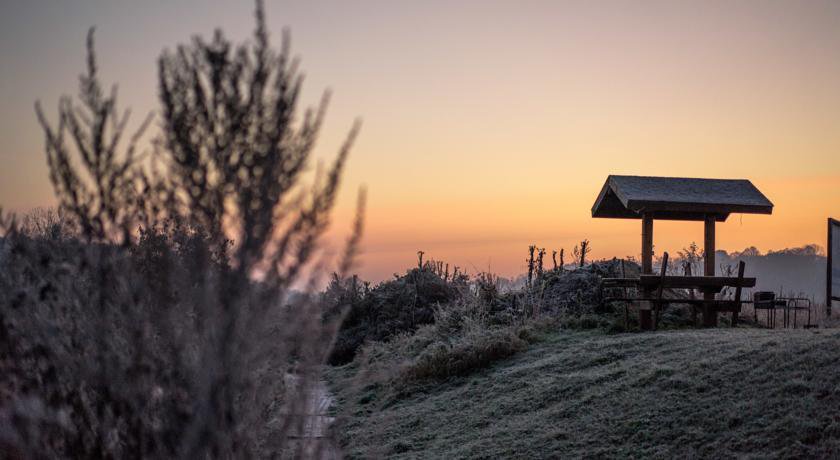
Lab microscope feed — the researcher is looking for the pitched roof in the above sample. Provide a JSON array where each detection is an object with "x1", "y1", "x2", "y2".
[{"x1": 591, "y1": 175, "x2": 773, "y2": 221}]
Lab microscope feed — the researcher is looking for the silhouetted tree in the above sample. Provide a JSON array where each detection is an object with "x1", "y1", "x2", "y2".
[
  {"x1": 155, "y1": 1, "x2": 362, "y2": 454},
  {"x1": 574, "y1": 239, "x2": 591, "y2": 268},
  {"x1": 35, "y1": 29, "x2": 152, "y2": 243},
  {"x1": 15, "y1": 0, "x2": 364, "y2": 457},
  {"x1": 526, "y1": 245, "x2": 536, "y2": 288}
]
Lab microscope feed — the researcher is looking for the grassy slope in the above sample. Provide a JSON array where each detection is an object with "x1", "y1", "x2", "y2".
[{"x1": 330, "y1": 328, "x2": 840, "y2": 458}]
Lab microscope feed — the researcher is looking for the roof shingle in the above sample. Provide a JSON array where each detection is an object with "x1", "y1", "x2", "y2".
[{"x1": 592, "y1": 175, "x2": 773, "y2": 221}]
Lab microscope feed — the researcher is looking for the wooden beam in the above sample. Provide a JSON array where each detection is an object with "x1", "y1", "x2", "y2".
[
  {"x1": 703, "y1": 215, "x2": 717, "y2": 327},
  {"x1": 640, "y1": 214, "x2": 654, "y2": 330},
  {"x1": 704, "y1": 215, "x2": 716, "y2": 277},
  {"x1": 593, "y1": 209, "x2": 732, "y2": 222},
  {"x1": 638, "y1": 275, "x2": 755, "y2": 289},
  {"x1": 626, "y1": 201, "x2": 772, "y2": 216},
  {"x1": 642, "y1": 214, "x2": 654, "y2": 274}
]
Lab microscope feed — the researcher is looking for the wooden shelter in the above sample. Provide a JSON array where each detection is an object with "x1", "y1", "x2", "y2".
[{"x1": 592, "y1": 175, "x2": 773, "y2": 327}]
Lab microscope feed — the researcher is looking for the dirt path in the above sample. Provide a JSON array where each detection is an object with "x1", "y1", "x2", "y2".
[{"x1": 283, "y1": 373, "x2": 341, "y2": 459}]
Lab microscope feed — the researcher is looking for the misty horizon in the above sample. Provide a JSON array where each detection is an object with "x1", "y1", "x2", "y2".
[
  {"x1": 3, "y1": 0, "x2": 839, "y2": 283},
  {"x1": 3, "y1": 2, "x2": 840, "y2": 458}
]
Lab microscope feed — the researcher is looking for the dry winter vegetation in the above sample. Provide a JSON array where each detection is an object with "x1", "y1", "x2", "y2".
[
  {"x1": 2, "y1": 1, "x2": 837, "y2": 459},
  {"x1": 319, "y1": 247, "x2": 838, "y2": 458},
  {"x1": 1, "y1": 1, "x2": 361, "y2": 457},
  {"x1": 329, "y1": 328, "x2": 840, "y2": 458}
]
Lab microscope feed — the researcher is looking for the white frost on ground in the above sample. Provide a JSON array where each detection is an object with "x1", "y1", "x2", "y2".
[{"x1": 281, "y1": 373, "x2": 340, "y2": 459}]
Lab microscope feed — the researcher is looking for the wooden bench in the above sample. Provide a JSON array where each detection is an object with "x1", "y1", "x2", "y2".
[{"x1": 603, "y1": 252, "x2": 754, "y2": 330}]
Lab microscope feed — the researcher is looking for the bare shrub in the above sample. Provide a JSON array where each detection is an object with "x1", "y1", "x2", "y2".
[
  {"x1": 327, "y1": 262, "x2": 464, "y2": 365},
  {"x1": 34, "y1": 30, "x2": 152, "y2": 244},
  {"x1": 327, "y1": 249, "x2": 638, "y2": 386},
  {"x1": 573, "y1": 239, "x2": 591, "y2": 268},
  {"x1": 399, "y1": 328, "x2": 528, "y2": 382},
  {"x1": 2, "y1": 1, "x2": 362, "y2": 458}
]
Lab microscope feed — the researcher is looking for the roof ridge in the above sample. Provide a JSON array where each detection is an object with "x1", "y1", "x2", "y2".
[{"x1": 592, "y1": 175, "x2": 773, "y2": 221}]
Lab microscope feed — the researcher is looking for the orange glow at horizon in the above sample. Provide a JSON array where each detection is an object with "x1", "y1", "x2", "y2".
[{"x1": 2, "y1": 1, "x2": 840, "y2": 283}]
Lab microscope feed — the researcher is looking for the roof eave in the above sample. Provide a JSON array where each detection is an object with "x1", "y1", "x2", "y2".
[{"x1": 626, "y1": 200, "x2": 773, "y2": 216}]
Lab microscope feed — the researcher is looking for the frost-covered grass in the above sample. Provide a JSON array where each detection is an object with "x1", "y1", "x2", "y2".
[{"x1": 329, "y1": 328, "x2": 840, "y2": 458}]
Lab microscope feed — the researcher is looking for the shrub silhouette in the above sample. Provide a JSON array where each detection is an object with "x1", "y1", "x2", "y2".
[
  {"x1": 328, "y1": 263, "x2": 464, "y2": 365},
  {"x1": 2, "y1": 1, "x2": 362, "y2": 457}
]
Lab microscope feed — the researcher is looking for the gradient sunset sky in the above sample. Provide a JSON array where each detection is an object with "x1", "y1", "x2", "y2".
[{"x1": 2, "y1": 0, "x2": 840, "y2": 281}]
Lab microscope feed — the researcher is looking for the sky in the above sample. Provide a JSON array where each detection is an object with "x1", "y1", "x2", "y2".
[{"x1": 2, "y1": 0, "x2": 840, "y2": 282}]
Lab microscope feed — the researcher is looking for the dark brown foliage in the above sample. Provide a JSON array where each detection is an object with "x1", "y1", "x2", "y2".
[
  {"x1": 327, "y1": 262, "x2": 466, "y2": 365},
  {"x1": 2, "y1": 1, "x2": 362, "y2": 457}
]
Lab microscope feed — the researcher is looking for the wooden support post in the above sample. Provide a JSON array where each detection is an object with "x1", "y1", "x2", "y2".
[
  {"x1": 640, "y1": 214, "x2": 654, "y2": 330},
  {"x1": 703, "y1": 214, "x2": 717, "y2": 327},
  {"x1": 829, "y1": 218, "x2": 834, "y2": 317},
  {"x1": 642, "y1": 214, "x2": 654, "y2": 275}
]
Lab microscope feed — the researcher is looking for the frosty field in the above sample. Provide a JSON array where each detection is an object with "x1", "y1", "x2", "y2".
[{"x1": 330, "y1": 328, "x2": 840, "y2": 458}]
